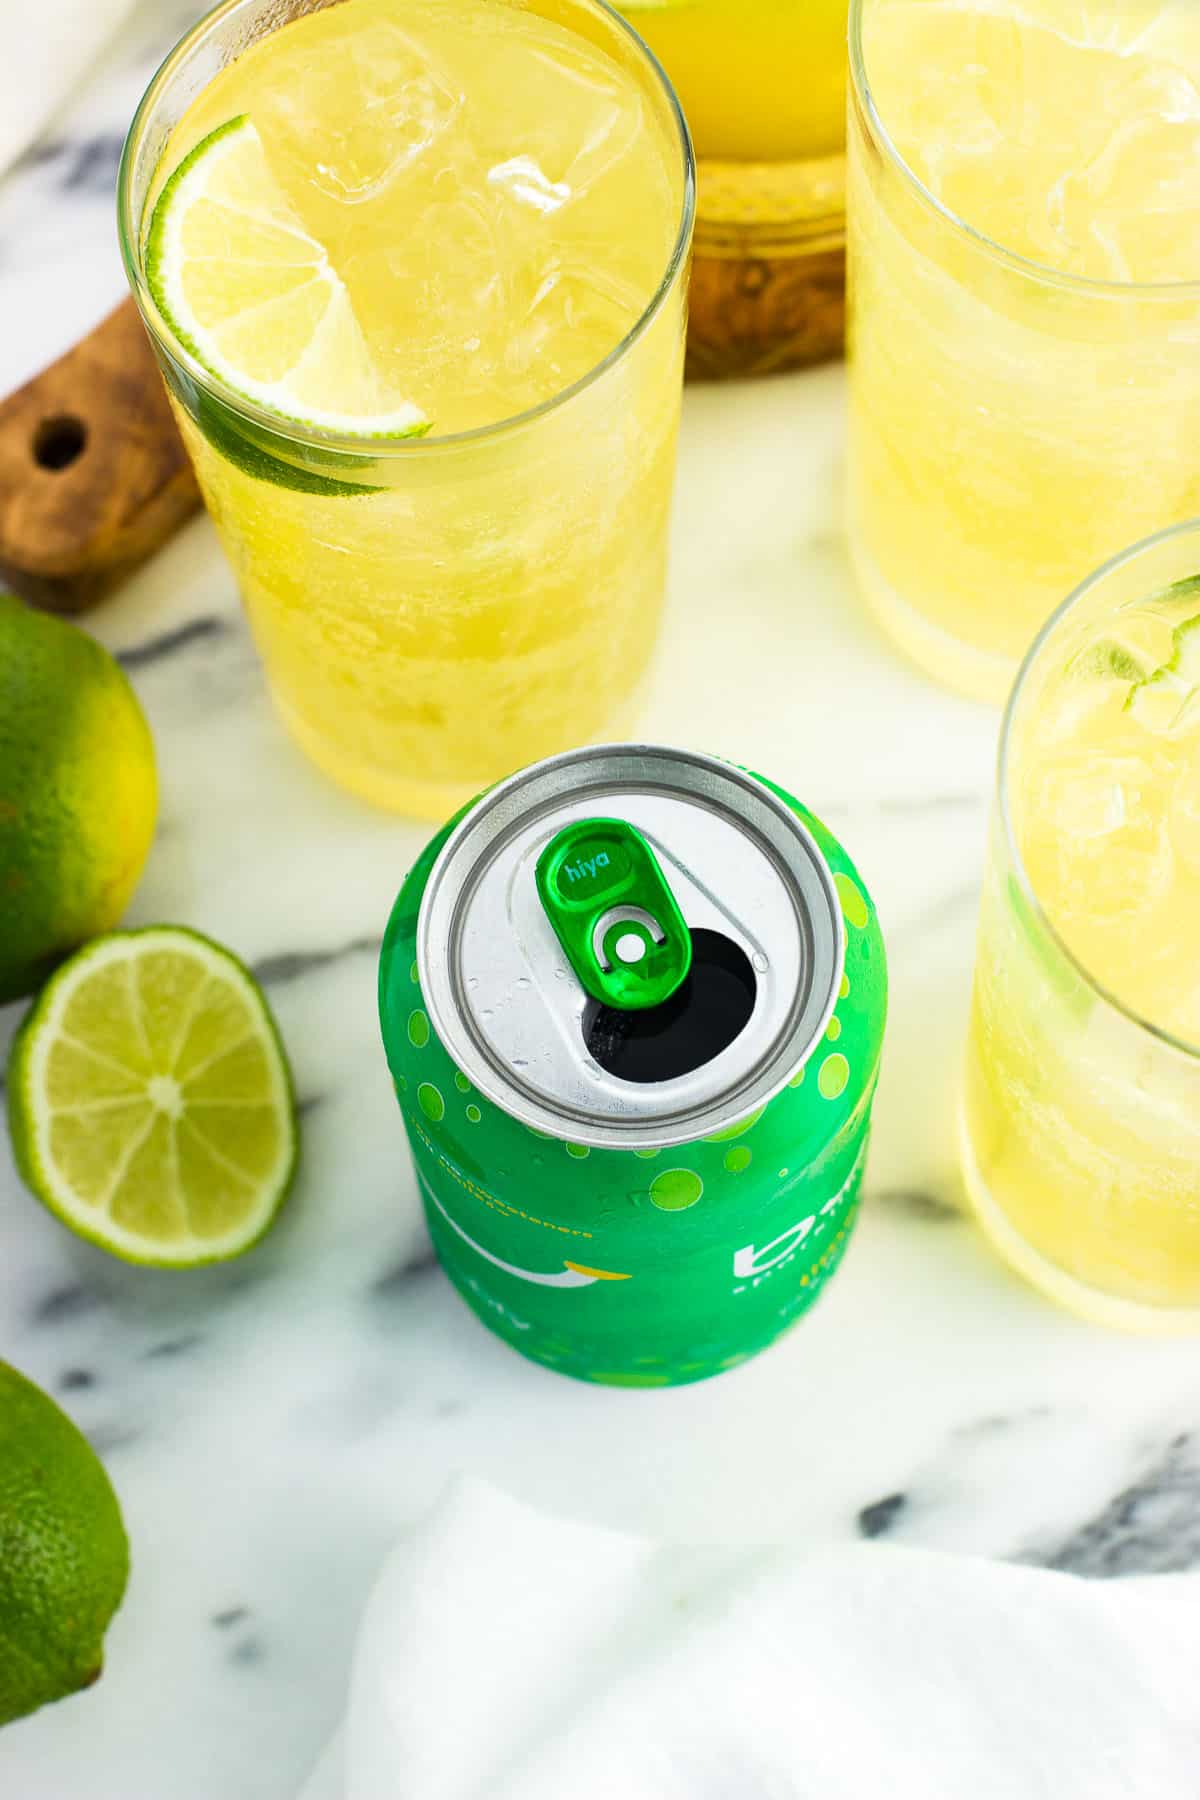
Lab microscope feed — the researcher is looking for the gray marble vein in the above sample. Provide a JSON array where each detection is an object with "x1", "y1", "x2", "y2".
[
  {"x1": 254, "y1": 938, "x2": 383, "y2": 989},
  {"x1": 1029, "y1": 1436, "x2": 1200, "y2": 1578},
  {"x1": 118, "y1": 617, "x2": 228, "y2": 670}
]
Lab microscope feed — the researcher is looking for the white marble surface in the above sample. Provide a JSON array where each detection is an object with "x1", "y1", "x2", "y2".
[{"x1": 3, "y1": 13, "x2": 1200, "y2": 1799}]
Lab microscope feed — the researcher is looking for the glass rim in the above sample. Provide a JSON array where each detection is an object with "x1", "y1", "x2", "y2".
[
  {"x1": 118, "y1": 0, "x2": 696, "y2": 457},
  {"x1": 997, "y1": 515, "x2": 1200, "y2": 1065},
  {"x1": 847, "y1": 0, "x2": 1200, "y2": 302}
]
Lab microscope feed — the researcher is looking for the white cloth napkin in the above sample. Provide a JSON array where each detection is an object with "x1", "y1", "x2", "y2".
[
  {"x1": 301, "y1": 1479, "x2": 1200, "y2": 1800},
  {"x1": 0, "y1": 0, "x2": 136, "y2": 176}
]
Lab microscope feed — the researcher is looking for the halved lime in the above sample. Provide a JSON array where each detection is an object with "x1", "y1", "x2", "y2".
[
  {"x1": 146, "y1": 115, "x2": 429, "y2": 440},
  {"x1": 6, "y1": 928, "x2": 297, "y2": 1267}
]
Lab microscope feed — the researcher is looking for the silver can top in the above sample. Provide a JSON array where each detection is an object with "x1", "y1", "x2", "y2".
[{"x1": 417, "y1": 745, "x2": 844, "y2": 1149}]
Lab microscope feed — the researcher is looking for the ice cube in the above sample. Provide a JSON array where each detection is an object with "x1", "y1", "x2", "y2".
[
  {"x1": 1054, "y1": 51, "x2": 1200, "y2": 280},
  {"x1": 257, "y1": 22, "x2": 463, "y2": 205},
  {"x1": 487, "y1": 156, "x2": 570, "y2": 215},
  {"x1": 514, "y1": 44, "x2": 643, "y2": 202},
  {"x1": 1024, "y1": 749, "x2": 1175, "y2": 924},
  {"x1": 338, "y1": 183, "x2": 512, "y2": 424},
  {"x1": 1169, "y1": 751, "x2": 1200, "y2": 875},
  {"x1": 502, "y1": 257, "x2": 645, "y2": 385}
]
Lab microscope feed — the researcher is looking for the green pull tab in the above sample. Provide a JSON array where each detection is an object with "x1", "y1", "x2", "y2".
[{"x1": 535, "y1": 818, "x2": 692, "y2": 1012}]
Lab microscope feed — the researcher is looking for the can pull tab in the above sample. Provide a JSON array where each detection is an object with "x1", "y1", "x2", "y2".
[{"x1": 535, "y1": 819, "x2": 692, "y2": 1012}]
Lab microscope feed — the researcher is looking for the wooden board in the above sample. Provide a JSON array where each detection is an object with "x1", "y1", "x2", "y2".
[{"x1": 0, "y1": 297, "x2": 200, "y2": 614}]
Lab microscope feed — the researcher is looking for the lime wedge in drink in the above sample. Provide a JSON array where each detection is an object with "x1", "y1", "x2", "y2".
[
  {"x1": 6, "y1": 928, "x2": 297, "y2": 1267},
  {"x1": 1063, "y1": 638, "x2": 1157, "y2": 684},
  {"x1": 146, "y1": 116, "x2": 429, "y2": 440},
  {"x1": 1126, "y1": 613, "x2": 1200, "y2": 734},
  {"x1": 1172, "y1": 613, "x2": 1200, "y2": 682}
]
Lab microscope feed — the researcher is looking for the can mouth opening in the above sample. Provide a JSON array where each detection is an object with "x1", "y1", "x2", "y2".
[{"x1": 583, "y1": 929, "x2": 757, "y2": 1085}]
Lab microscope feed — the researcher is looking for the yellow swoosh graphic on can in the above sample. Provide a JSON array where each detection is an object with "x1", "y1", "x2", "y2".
[{"x1": 421, "y1": 1178, "x2": 630, "y2": 1288}]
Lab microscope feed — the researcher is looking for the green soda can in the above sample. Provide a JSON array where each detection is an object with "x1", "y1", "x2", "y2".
[{"x1": 378, "y1": 745, "x2": 886, "y2": 1387}]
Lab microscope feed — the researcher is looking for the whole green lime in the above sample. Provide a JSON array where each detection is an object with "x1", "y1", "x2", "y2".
[
  {"x1": 0, "y1": 594, "x2": 157, "y2": 1003},
  {"x1": 0, "y1": 1361, "x2": 130, "y2": 1726}
]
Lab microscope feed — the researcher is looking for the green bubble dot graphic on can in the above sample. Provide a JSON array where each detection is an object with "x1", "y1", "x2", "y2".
[{"x1": 378, "y1": 745, "x2": 887, "y2": 1388}]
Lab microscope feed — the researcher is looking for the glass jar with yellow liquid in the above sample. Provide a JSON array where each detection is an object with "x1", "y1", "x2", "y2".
[{"x1": 620, "y1": 1, "x2": 849, "y2": 376}]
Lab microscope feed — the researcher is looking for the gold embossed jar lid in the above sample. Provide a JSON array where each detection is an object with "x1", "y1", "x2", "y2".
[{"x1": 687, "y1": 153, "x2": 847, "y2": 379}]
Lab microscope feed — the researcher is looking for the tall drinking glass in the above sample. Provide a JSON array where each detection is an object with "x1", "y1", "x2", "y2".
[
  {"x1": 963, "y1": 520, "x2": 1200, "y2": 1329},
  {"x1": 847, "y1": 0, "x2": 1200, "y2": 703},
  {"x1": 120, "y1": 0, "x2": 694, "y2": 817}
]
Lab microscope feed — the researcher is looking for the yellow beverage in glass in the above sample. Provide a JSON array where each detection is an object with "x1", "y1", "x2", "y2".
[
  {"x1": 848, "y1": 0, "x2": 1200, "y2": 702},
  {"x1": 620, "y1": 1, "x2": 847, "y2": 161},
  {"x1": 963, "y1": 520, "x2": 1200, "y2": 1329},
  {"x1": 120, "y1": 0, "x2": 693, "y2": 816}
]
